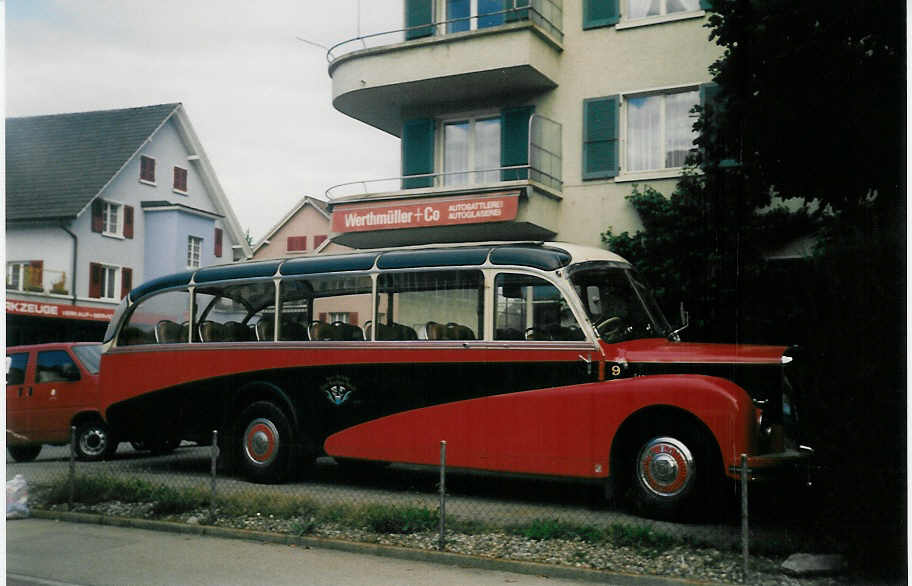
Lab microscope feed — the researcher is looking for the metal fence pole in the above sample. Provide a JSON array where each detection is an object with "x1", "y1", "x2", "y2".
[
  {"x1": 210, "y1": 430, "x2": 219, "y2": 521},
  {"x1": 69, "y1": 425, "x2": 76, "y2": 511},
  {"x1": 438, "y1": 440, "x2": 447, "y2": 551},
  {"x1": 741, "y1": 453, "x2": 749, "y2": 583}
]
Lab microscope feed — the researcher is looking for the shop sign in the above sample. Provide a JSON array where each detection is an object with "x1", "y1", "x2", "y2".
[
  {"x1": 332, "y1": 192, "x2": 520, "y2": 233},
  {"x1": 6, "y1": 299, "x2": 115, "y2": 322}
]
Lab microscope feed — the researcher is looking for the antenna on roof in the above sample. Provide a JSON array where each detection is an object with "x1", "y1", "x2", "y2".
[{"x1": 295, "y1": 36, "x2": 328, "y2": 50}]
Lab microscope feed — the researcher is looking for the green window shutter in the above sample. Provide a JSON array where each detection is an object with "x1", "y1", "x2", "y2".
[
  {"x1": 583, "y1": 0, "x2": 619, "y2": 30},
  {"x1": 405, "y1": 0, "x2": 434, "y2": 40},
  {"x1": 501, "y1": 106, "x2": 534, "y2": 181},
  {"x1": 582, "y1": 96, "x2": 619, "y2": 180},
  {"x1": 401, "y1": 118, "x2": 435, "y2": 189},
  {"x1": 506, "y1": 0, "x2": 530, "y2": 23}
]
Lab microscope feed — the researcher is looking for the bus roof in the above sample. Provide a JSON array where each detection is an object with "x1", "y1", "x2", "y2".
[{"x1": 128, "y1": 242, "x2": 630, "y2": 302}]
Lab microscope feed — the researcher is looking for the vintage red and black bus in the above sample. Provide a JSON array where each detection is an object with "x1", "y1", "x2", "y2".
[{"x1": 99, "y1": 242, "x2": 811, "y2": 518}]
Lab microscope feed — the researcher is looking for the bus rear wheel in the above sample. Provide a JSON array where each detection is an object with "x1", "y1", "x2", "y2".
[{"x1": 236, "y1": 401, "x2": 294, "y2": 484}]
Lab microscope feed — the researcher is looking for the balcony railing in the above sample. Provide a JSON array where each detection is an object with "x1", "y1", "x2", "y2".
[
  {"x1": 327, "y1": 0, "x2": 563, "y2": 64},
  {"x1": 6, "y1": 266, "x2": 70, "y2": 296},
  {"x1": 326, "y1": 114, "x2": 562, "y2": 200}
]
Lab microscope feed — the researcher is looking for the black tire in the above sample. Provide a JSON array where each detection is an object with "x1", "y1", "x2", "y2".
[
  {"x1": 75, "y1": 421, "x2": 117, "y2": 461},
  {"x1": 626, "y1": 424, "x2": 719, "y2": 521},
  {"x1": 235, "y1": 401, "x2": 295, "y2": 484},
  {"x1": 7, "y1": 444, "x2": 42, "y2": 462}
]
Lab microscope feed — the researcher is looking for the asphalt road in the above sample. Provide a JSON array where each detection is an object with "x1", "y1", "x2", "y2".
[{"x1": 7, "y1": 518, "x2": 618, "y2": 586}]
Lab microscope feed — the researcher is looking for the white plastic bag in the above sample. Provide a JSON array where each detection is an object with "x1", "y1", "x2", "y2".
[{"x1": 6, "y1": 474, "x2": 30, "y2": 519}]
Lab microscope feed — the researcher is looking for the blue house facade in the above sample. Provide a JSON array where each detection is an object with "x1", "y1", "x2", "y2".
[{"x1": 5, "y1": 103, "x2": 252, "y2": 344}]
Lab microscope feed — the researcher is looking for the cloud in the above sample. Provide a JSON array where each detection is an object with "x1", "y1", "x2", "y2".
[{"x1": 6, "y1": 0, "x2": 401, "y2": 240}]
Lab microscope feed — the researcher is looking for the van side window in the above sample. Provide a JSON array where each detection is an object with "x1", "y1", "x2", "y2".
[
  {"x1": 377, "y1": 271, "x2": 483, "y2": 340},
  {"x1": 36, "y1": 350, "x2": 80, "y2": 382},
  {"x1": 195, "y1": 281, "x2": 276, "y2": 342},
  {"x1": 6, "y1": 353, "x2": 28, "y2": 385},
  {"x1": 120, "y1": 290, "x2": 191, "y2": 345},
  {"x1": 494, "y1": 273, "x2": 584, "y2": 341}
]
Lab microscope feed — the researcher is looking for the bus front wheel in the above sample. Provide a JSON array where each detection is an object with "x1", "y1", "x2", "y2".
[
  {"x1": 236, "y1": 401, "x2": 294, "y2": 484},
  {"x1": 627, "y1": 424, "x2": 719, "y2": 520}
]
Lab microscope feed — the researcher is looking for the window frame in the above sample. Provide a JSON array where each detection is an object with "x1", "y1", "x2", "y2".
[
  {"x1": 616, "y1": 84, "x2": 701, "y2": 182},
  {"x1": 102, "y1": 200, "x2": 124, "y2": 237},
  {"x1": 444, "y1": 0, "x2": 506, "y2": 33},
  {"x1": 187, "y1": 236, "x2": 203, "y2": 269},
  {"x1": 99, "y1": 264, "x2": 121, "y2": 301},
  {"x1": 437, "y1": 111, "x2": 503, "y2": 187},
  {"x1": 139, "y1": 155, "x2": 157, "y2": 185},
  {"x1": 6, "y1": 262, "x2": 26, "y2": 291},
  {"x1": 173, "y1": 166, "x2": 189, "y2": 194},
  {"x1": 616, "y1": 0, "x2": 705, "y2": 30}
]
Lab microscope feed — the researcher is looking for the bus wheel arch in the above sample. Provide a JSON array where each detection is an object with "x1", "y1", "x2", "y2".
[{"x1": 610, "y1": 405, "x2": 723, "y2": 520}]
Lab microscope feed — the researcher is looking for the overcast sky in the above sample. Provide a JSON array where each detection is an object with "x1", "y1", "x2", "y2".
[{"x1": 5, "y1": 0, "x2": 404, "y2": 243}]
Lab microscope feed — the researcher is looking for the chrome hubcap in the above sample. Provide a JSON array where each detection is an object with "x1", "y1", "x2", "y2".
[
  {"x1": 637, "y1": 436, "x2": 695, "y2": 498},
  {"x1": 244, "y1": 418, "x2": 278, "y2": 466},
  {"x1": 80, "y1": 428, "x2": 106, "y2": 456}
]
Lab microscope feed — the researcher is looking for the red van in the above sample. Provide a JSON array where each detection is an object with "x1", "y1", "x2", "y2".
[{"x1": 6, "y1": 342, "x2": 117, "y2": 461}]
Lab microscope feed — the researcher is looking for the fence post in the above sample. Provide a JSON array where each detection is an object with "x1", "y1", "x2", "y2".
[
  {"x1": 438, "y1": 440, "x2": 447, "y2": 551},
  {"x1": 69, "y1": 425, "x2": 76, "y2": 510},
  {"x1": 741, "y1": 453, "x2": 749, "y2": 583},
  {"x1": 210, "y1": 430, "x2": 219, "y2": 521}
]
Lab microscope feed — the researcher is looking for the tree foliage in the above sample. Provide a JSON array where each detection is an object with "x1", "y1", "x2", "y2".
[{"x1": 605, "y1": 4, "x2": 905, "y2": 573}]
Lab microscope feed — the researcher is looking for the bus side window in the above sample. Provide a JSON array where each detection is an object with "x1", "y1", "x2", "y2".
[
  {"x1": 196, "y1": 281, "x2": 276, "y2": 342},
  {"x1": 494, "y1": 273, "x2": 584, "y2": 342},
  {"x1": 119, "y1": 290, "x2": 192, "y2": 346},
  {"x1": 286, "y1": 275, "x2": 371, "y2": 341},
  {"x1": 377, "y1": 270, "x2": 483, "y2": 341}
]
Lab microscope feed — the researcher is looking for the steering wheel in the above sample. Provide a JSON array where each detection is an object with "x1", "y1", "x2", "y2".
[{"x1": 595, "y1": 316, "x2": 625, "y2": 341}]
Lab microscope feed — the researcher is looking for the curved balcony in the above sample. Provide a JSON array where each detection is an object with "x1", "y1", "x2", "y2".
[{"x1": 327, "y1": 2, "x2": 563, "y2": 136}]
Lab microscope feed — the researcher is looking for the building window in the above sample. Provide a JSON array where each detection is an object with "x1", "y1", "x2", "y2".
[
  {"x1": 329, "y1": 312, "x2": 350, "y2": 324},
  {"x1": 7, "y1": 262, "x2": 26, "y2": 291},
  {"x1": 287, "y1": 236, "x2": 307, "y2": 252},
  {"x1": 187, "y1": 236, "x2": 202, "y2": 268},
  {"x1": 626, "y1": 89, "x2": 699, "y2": 172},
  {"x1": 140, "y1": 156, "x2": 156, "y2": 183},
  {"x1": 446, "y1": 0, "x2": 505, "y2": 32},
  {"x1": 100, "y1": 266, "x2": 119, "y2": 299},
  {"x1": 313, "y1": 234, "x2": 328, "y2": 249},
  {"x1": 102, "y1": 201, "x2": 122, "y2": 236},
  {"x1": 627, "y1": 0, "x2": 701, "y2": 20},
  {"x1": 442, "y1": 115, "x2": 501, "y2": 186},
  {"x1": 173, "y1": 166, "x2": 188, "y2": 193}
]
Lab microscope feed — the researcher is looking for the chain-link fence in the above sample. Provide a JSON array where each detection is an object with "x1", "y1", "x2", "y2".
[{"x1": 7, "y1": 434, "x2": 873, "y2": 583}]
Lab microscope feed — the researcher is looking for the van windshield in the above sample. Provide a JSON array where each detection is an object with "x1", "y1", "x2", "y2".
[{"x1": 570, "y1": 264, "x2": 671, "y2": 343}]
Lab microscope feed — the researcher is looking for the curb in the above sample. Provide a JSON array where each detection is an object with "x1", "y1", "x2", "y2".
[{"x1": 31, "y1": 509, "x2": 714, "y2": 585}]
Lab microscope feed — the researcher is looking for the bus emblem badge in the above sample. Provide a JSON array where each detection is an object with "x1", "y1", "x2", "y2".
[{"x1": 322, "y1": 376, "x2": 355, "y2": 406}]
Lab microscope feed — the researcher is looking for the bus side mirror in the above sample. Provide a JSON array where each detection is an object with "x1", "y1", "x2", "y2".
[{"x1": 668, "y1": 302, "x2": 690, "y2": 342}]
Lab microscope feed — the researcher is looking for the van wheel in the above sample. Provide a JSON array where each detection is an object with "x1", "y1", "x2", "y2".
[
  {"x1": 76, "y1": 421, "x2": 116, "y2": 461},
  {"x1": 236, "y1": 401, "x2": 294, "y2": 484},
  {"x1": 628, "y1": 426, "x2": 718, "y2": 520},
  {"x1": 7, "y1": 445, "x2": 42, "y2": 462}
]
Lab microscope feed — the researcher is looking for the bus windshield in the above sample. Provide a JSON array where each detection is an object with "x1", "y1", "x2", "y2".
[{"x1": 570, "y1": 264, "x2": 671, "y2": 343}]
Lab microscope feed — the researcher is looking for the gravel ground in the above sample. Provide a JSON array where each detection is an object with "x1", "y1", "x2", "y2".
[{"x1": 41, "y1": 499, "x2": 849, "y2": 585}]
